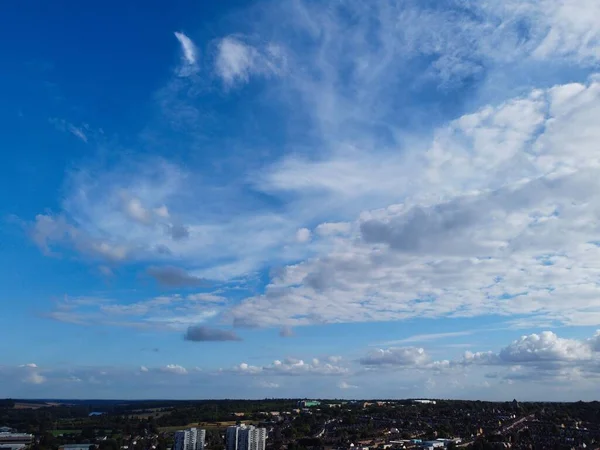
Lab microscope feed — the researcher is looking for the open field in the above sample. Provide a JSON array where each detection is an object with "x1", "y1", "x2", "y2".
[{"x1": 14, "y1": 402, "x2": 51, "y2": 409}]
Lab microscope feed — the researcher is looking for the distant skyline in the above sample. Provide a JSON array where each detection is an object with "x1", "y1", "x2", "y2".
[{"x1": 2, "y1": 0, "x2": 600, "y2": 401}]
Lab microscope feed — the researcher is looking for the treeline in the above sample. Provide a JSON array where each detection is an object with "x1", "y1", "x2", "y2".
[{"x1": 155, "y1": 400, "x2": 299, "y2": 426}]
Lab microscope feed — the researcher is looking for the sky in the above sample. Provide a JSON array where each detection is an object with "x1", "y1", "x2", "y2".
[{"x1": 1, "y1": 0, "x2": 600, "y2": 401}]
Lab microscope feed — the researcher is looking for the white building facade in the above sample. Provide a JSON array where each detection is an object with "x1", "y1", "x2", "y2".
[
  {"x1": 226, "y1": 425, "x2": 266, "y2": 450},
  {"x1": 174, "y1": 428, "x2": 205, "y2": 450}
]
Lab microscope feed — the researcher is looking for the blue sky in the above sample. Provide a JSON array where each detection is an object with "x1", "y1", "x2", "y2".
[{"x1": 2, "y1": 0, "x2": 600, "y2": 400}]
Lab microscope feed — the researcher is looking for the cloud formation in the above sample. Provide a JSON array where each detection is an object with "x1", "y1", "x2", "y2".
[
  {"x1": 215, "y1": 37, "x2": 284, "y2": 87},
  {"x1": 27, "y1": 0, "x2": 600, "y2": 349},
  {"x1": 147, "y1": 266, "x2": 206, "y2": 288},
  {"x1": 234, "y1": 357, "x2": 348, "y2": 376},
  {"x1": 45, "y1": 294, "x2": 220, "y2": 330},
  {"x1": 49, "y1": 118, "x2": 89, "y2": 143},
  {"x1": 161, "y1": 364, "x2": 188, "y2": 375},
  {"x1": 184, "y1": 325, "x2": 242, "y2": 342},
  {"x1": 230, "y1": 76, "x2": 600, "y2": 329},
  {"x1": 360, "y1": 347, "x2": 429, "y2": 367},
  {"x1": 174, "y1": 31, "x2": 198, "y2": 75}
]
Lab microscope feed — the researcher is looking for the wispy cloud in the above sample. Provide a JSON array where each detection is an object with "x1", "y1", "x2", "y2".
[
  {"x1": 29, "y1": 0, "x2": 600, "y2": 339},
  {"x1": 174, "y1": 31, "x2": 198, "y2": 76},
  {"x1": 49, "y1": 118, "x2": 89, "y2": 143},
  {"x1": 379, "y1": 331, "x2": 476, "y2": 346},
  {"x1": 44, "y1": 294, "x2": 220, "y2": 330},
  {"x1": 215, "y1": 36, "x2": 285, "y2": 87}
]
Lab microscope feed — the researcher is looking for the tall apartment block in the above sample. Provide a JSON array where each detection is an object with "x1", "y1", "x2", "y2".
[
  {"x1": 174, "y1": 428, "x2": 206, "y2": 450},
  {"x1": 226, "y1": 425, "x2": 266, "y2": 450}
]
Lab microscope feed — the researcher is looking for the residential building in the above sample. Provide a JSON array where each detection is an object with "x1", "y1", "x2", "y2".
[
  {"x1": 0, "y1": 432, "x2": 34, "y2": 450},
  {"x1": 174, "y1": 428, "x2": 205, "y2": 450},
  {"x1": 226, "y1": 427, "x2": 239, "y2": 450},
  {"x1": 59, "y1": 445, "x2": 92, "y2": 450},
  {"x1": 412, "y1": 399, "x2": 436, "y2": 405},
  {"x1": 226, "y1": 425, "x2": 266, "y2": 450}
]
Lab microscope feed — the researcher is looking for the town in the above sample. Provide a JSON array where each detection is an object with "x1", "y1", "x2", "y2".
[{"x1": 1, "y1": 399, "x2": 599, "y2": 450}]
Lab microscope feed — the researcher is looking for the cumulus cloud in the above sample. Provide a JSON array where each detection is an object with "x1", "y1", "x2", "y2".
[
  {"x1": 28, "y1": 0, "x2": 600, "y2": 344},
  {"x1": 122, "y1": 197, "x2": 153, "y2": 225},
  {"x1": 295, "y1": 228, "x2": 311, "y2": 243},
  {"x1": 360, "y1": 347, "x2": 429, "y2": 366},
  {"x1": 339, "y1": 380, "x2": 358, "y2": 389},
  {"x1": 184, "y1": 325, "x2": 242, "y2": 342},
  {"x1": 147, "y1": 266, "x2": 206, "y2": 288},
  {"x1": 140, "y1": 365, "x2": 149, "y2": 373},
  {"x1": 19, "y1": 364, "x2": 46, "y2": 385},
  {"x1": 315, "y1": 222, "x2": 352, "y2": 237},
  {"x1": 230, "y1": 76, "x2": 600, "y2": 329},
  {"x1": 25, "y1": 372, "x2": 46, "y2": 385},
  {"x1": 161, "y1": 364, "x2": 188, "y2": 375},
  {"x1": 461, "y1": 331, "x2": 596, "y2": 367},
  {"x1": 235, "y1": 356, "x2": 348, "y2": 376}
]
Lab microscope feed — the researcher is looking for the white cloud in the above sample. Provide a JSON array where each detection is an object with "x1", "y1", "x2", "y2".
[
  {"x1": 315, "y1": 222, "x2": 352, "y2": 237},
  {"x1": 161, "y1": 364, "x2": 188, "y2": 375},
  {"x1": 25, "y1": 372, "x2": 46, "y2": 385},
  {"x1": 229, "y1": 76, "x2": 600, "y2": 329},
  {"x1": 45, "y1": 293, "x2": 220, "y2": 330},
  {"x1": 295, "y1": 227, "x2": 311, "y2": 243},
  {"x1": 234, "y1": 356, "x2": 348, "y2": 376},
  {"x1": 499, "y1": 331, "x2": 593, "y2": 363},
  {"x1": 140, "y1": 366, "x2": 149, "y2": 373},
  {"x1": 122, "y1": 196, "x2": 152, "y2": 225},
  {"x1": 215, "y1": 37, "x2": 284, "y2": 87},
  {"x1": 380, "y1": 331, "x2": 475, "y2": 346},
  {"x1": 338, "y1": 380, "x2": 358, "y2": 389},
  {"x1": 19, "y1": 363, "x2": 46, "y2": 385},
  {"x1": 49, "y1": 118, "x2": 89, "y2": 143},
  {"x1": 29, "y1": 0, "x2": 600, "y2": 342},
  {"x1": 360, "y1": 347, "x2": 429, "y2": 366},
  {"x1": 174, "y1": 32, "x2": 198, "y2": 75},
  {"x1": 482, "y1": 0, "x2": 600, "y2": 64},
  {"x1": 154, "y1": 205, "x2": 170, "y2": 218},
  {"x1": 187, "y1": 293, "x2": 227, "y2": 303},
  {"x1": 461, "y1": 331, "x2": 596, "y2": 367},
  {"x1": 68, "y1": 125, "x2": 88, "y2": 143}
]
